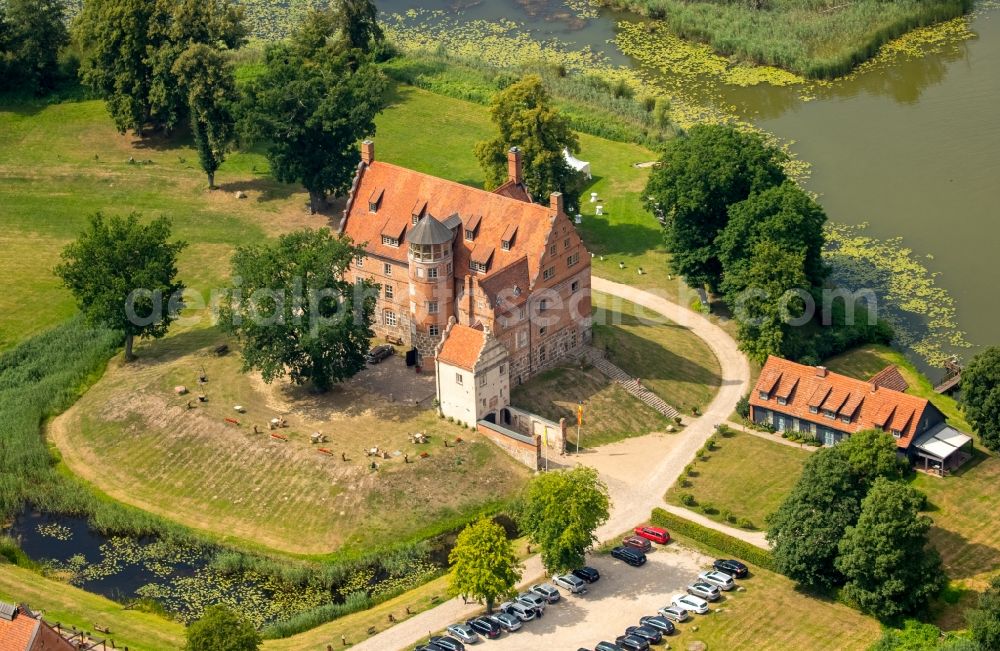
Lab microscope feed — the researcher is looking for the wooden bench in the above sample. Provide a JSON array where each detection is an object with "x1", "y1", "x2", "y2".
[{"x1": 385, "y1": 336, "x2": 404, "y2": 346}]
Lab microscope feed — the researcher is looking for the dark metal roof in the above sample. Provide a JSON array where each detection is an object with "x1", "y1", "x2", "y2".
[{"x1": 408, "y1": 214, "x2": 454, "y2": 246}]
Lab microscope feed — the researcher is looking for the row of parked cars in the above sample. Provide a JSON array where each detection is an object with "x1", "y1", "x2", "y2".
[
  {"x1": 586, "y1": 553, "x2": 750, "y2": 651},
  {"x1": 414, "y1": 566, "x2": 602, "y2": 650}
]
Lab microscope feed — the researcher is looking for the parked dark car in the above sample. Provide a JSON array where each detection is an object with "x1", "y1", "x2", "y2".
[
  {"x1": 573, "y1": 566, "x2": 601, "y2": 583},
  {"x1": 466, "y1": 616, "x2": 502, "y2": 639},
  {"x1": 622, "y1": 535, "x2": 652, "y2": 552},
  {"x1": 615, "y1": 634, "x2": 651, "y2": 651},
  {"x1": 713, "y1": 559, "x2": 749, "y2": 578},
  {"x1": 625, "y1": 625, "x2": 663, "y2": 644},
  {"x1": 366, "y1": 344, "x2": 394, "y2": 364},
  {"x1": 639, "y1": 615, "x2": 675, "y2": 635},
  {"x1": 595, "y1": 642, "x2": 625, "y2": 651},
  {"x1": 611, "y1": 545, "x2": 647, "y2": 567},
  {"x1": 429, "y1": 635, "x2": 466, "y2": 651}
]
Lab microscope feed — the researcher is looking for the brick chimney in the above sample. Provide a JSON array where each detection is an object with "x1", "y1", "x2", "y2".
[
  {"x1": 550, "y1": 192, "x2": 564, "y2": 215},
  {"x1": 361, "y1": 139, "x2": 375, "y2": 165},
  {"x1": 507, "y1": 147, "x2": 523, "y2": 184},
  {"x1": 815, "y1": 365, "x2": 828, "y2": 378}
]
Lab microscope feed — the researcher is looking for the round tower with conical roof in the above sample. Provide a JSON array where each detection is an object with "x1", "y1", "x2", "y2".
[{"x1": 408, "y1": 214, "x2": 455, "y2": 357}]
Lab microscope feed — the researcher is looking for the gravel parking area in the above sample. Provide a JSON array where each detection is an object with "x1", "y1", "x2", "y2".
[{"x1": 485, "y1": 544, "x2": 718, "y2": 650}]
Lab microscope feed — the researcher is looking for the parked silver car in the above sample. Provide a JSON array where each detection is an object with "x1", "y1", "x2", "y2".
[
  {"x1": 687, "y1": 581, "x2": 721, "y2": 601},
  {"x1": 499, "y1": 600, "x2": 536, "y2": 622},
  {"x1": 672, "y1": 593, "x2": 709, "y2": 615},
  {"x1": 516, "y1": 591, "x2": 548, "y2": 611},
  {"x1": 657, "y1": 604, "x2": 690, "y2": 622},
  {"x1": 488, "y1": 611, "x2": 522, "y2": 632},
  {"x1": 698, "y1": 570, "x2": 735, "y2": 591},
  {"x1": 445, "y1": 623, "x2": 480, "y2": 644},
  {"x1": 552, "y1": 573, "x2": 587, "y2": 594},
  {"x1": 529, "y1": 583, "x2": 562, "y2": 603}
]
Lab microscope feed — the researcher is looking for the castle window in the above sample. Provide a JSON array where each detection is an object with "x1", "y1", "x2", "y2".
[
  {"x1": 539, "y1": 299, "x2": 548, "y2": 312},
  {"x1": 539, "y1": 326, "x2": 547, "y2": 336},
  {"x1": 499, "y1": 364, "x2": 506, "y2": 375},
  {"x1": 564, "y1": 237, "x2": 571, "y2": 249},
  {"x1": 543, "y1": 267, "x2": 555, "y2": 281},
  {"x1": 446, "y1": 262, "x2": 453, "y2": 274},
  {"x1": 539, "y1": 346, "x2": 547, "y2": 362},
  {"x1": 381, "y1": 235, "x2": 399, "y2": 247},
  {"x1": 567, "y1": 253, "x2": 579, "y2": 267},
  {"x1": 384, "y1": 285, "x2": 394, "y2": 299},
  {"x1": 571, "y1": 280, "x2": 579, "y2": 293},
  {"x1": 355, "y1": 255, "x2": 364, "y2": 268},
  {"x1": 383, "y1": 262, "x2": 392, "y2": 275},
  {"x1": 428, "y1": 267, "x2": 438, "y2": 279},
  {"x1": 479, "y1": 374, "x2": 487, "y2": 387},
  {"x1": 428, "y1": 301, "x2": 439, "y2": 314},
  {"x1": 455, "y1": 373, "x2": 463, "y2": 386},
  {"x1": 549, "y1": 243, "x2": 557, "y2": 256},
  {"x1": 429, "y1": 324, "x2": 440, "y2": 337},
  {"x1": 383, "y1": 310, "x2": 397, "y2": 327}
]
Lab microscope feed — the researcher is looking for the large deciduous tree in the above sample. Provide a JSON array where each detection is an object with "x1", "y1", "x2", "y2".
[
  {"x1": 332, "y1": 0, "x2": 384, "y2": 53},
  {"x1": 172, "y1": 43, "x2": 239, "y2": 188},
  {"x1": 185, "y1": 605, "x2": 260, "y2": 651},
  {"x1": 55, "y1": 213, "x2": 186, "y2": 361},
  {"x1": 218, "y1": 229, "x2": 375, "y2": 393},
  {"x1": 968, "y1": 575, "x2": 1000, "y2": 650},
  {"x1": 836, "y1": 478, "x2": 944, "y2": 618},
  {"x1": 718, "y1": 180, "x2": 828, "y2": 296},
  {"x1": 475, "y1": 75, "x2": 584, "y2": 209},
  {"x1": 730, "y1": 240, "x2": 810, "y2": 364},
  {"x1": 518, "y1": 466, "x2": 611, "y2": 574},
  {"x1": 448, "y1": 517, "x2": 521, "y2": 613},
  {"x1": 766, "y1": 447, "x2": 863, "y2": 590},
  {"x1": 0, "y1": 0, "x2": 69, "y2": 94},
  {"x1": 76, "y1": 0, "x2": 246, "y2": 134},
  {"x1": 960, "y1": 346, "x2": 1000, "y2": 452},
  {"x1": 837, "y1": 429, "x2": 908, "y2": 487},
  {"x1": 239, "y1": 12, "x2": 387, "y2": 214},
  {"x1": 643, "y1": 124, "x2": 787, "y2": 291}
]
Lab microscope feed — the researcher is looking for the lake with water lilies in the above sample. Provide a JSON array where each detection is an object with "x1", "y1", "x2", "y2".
[{"x1": 379, "y1": 0, "x2": 1000, "y2": 372}]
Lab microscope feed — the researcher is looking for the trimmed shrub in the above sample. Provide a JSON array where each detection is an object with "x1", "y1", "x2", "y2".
[
  {"x1": 679, "y1": 493, "x2": 697, "y2": 507},
  {"x1": 650, "y1": 508, "x2": 776, "y2": 571}
]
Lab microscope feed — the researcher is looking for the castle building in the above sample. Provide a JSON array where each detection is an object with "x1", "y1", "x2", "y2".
[{"x1": 338, "y1": 140, "x2": 592, "y2": 422}]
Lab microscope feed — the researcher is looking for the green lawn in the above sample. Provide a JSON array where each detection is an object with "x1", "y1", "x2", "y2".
[
  {"x1": 593, "y1": 293, "x2": 722, "y2": 414},
  {"x1": 0, "y1": 563, "x2": 184, "y2": 651},
  {"x1": 512, "y1": 364, "x2": 673, "y2": 449},
  {"x1": 665, "y1": 429, "x2": 810, "y2": 529}
]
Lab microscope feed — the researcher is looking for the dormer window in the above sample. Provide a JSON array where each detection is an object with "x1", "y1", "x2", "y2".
[
  {"x1": 840, "y1": 414, "x2": 852, "y2": 424},
  {"x1": 758, "y1": 391, "x2": 769, "y2": 400},
  {"x1": 470, "y1": 260, "x2": 488, "y2": 273},
  {"x1": 368, "y1": 188, "x2": 384, "y2": 213},
  {"x1": 381, "y1": 235, "x2": 399, "y2": 247},
  {"x1": 501, "y1": 224, "x2": 517, "y2": 252},
  {"x1": 823, "y1": 410, "x2": 836, "y2": 419},
  {"x1": 513, "y1": 285, "x2": 522, "y2": 297},
  {"x1": 501, "y1": 240, "x2": 511, "y2": 251},
  {"x1": 465, "y1": 214, "x2": 482, "y2": 241},
  {"x1": 809, "y1": 406, "x2": 819, "y2": 414},
  {"x1": 777, "y1": 397, "x2": 787, "y2": 406},
  {"x1": 411, "y1": 200, "x2": 426, "y2": 225}
]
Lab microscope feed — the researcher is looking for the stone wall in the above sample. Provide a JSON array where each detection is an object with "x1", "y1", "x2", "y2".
[
  {"x1": 505, "y1": 407, "x2": 567, "y2": 456},
  {"x1": 477, "y1": 420, "x2": 541, "y2": 470}
]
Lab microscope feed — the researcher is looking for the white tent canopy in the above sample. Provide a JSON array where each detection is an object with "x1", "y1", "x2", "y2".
[
  {"x1": 914, "y1": 423, "x2": 972, "y2": 461},
  {"x1": 563, "y1": 148, "x2": 591, "y2": 179}
]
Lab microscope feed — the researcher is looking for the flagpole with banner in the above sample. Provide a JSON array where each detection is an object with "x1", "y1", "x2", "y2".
[{"x1": 576, "y1": 401, "x2": 584, "y2": 454}]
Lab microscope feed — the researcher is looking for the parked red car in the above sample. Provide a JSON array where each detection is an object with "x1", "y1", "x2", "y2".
[
  {"x1": 622, "y1": 535, "x2": 652, "y2": 552},
  {"x1": 634, "y1": 525, "x2": 670, "y2": 545}
]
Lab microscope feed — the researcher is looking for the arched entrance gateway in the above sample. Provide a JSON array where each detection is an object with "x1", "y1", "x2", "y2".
[
  {"x1": 500, "y1": 408, "x2": 512, "y2": 427},
  {"x1": 484, "y1": 412, "x2": 497, "y2": 424}
]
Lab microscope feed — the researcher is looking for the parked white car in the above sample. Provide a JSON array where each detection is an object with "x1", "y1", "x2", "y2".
[
  {"x1": 552, "y1": 573, "x2": 588, "y2": 594},
  {"x1": 672, "y1": 593, "x2": 710, "y2": 615},
  {"x1": 698, "y1": 570, "x2": 735, "y2": 590},
  {"x1": 529, "y1": 583, "x2": 561, "y2": 603}
]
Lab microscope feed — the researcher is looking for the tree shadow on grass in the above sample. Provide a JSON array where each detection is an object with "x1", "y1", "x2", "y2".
[
  {"x1": 928, "y1": 524, "x2": 1000, "y2": 582},
  {"x1": 578, "y1": 211, "x2": 663, "y2": 257},
  {"x1": 215, "y1": 177, "x2": 300, "y2": 202}
]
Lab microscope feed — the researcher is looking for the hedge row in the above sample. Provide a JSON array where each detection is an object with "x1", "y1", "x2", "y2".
[{"x1": 650, "y1": 507, "x2": 776, "y2": 572}]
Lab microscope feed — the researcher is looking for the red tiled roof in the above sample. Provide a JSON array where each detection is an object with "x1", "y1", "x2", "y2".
[
  {"x1": 749, "y1": 356, "x2": 934, "y2": 448},
  {"x1": 341, "y1": 161, "x2": 557, "y2": 283},
  {"x1": 869, "y1": 365, "x2": 909, "y2": 393},
  {"x1": 493, "y1": 180, "x2": 532, "y2": 203},
  {"x1": 437, "y1": 324, "x2": 486, "y2": 371},
  {"x1": 0, "y1": 607, "x2": 40, "y2": 650},
  {"x1": 478, "y1": 258, "x2": 530, "y2": 313}
]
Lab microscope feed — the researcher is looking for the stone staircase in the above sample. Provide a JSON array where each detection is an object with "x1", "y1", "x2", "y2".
[{"x1": 584, "y1": 348, "x2": 681, "y2": 421}]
